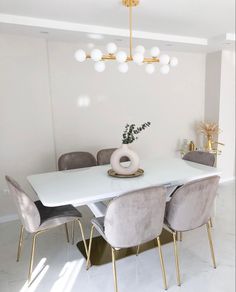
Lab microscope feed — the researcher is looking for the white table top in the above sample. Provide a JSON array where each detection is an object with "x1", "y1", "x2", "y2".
[{"x1": 27, "y1": 157, "x2": 221, "y2": 207}]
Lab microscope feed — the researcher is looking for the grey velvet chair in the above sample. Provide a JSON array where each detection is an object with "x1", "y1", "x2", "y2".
[
  {"x1": 58, "y1": 151, "x2": 97, "y2": 170},
  {"x1": 86, "y1": 186, "x2": 168, "y2": 291},
  {"x1": 164, "y1": 176, "x2": 220, "y2": 286},
  {"x1": 58, "y1": 151, "x2": 97, "y2": 241},
  {"x1": 5, "y1": 176, "x2": 88, "y2": 283},
  {"x1": 183, "y1": 151, "x2": 215, "y2": 167},
  {"x1": 97, "y1": 148, "x2": 129, "y2": 165},
  {"x1": 182, "y1": 150, "x2": 216, "y2": 233}
]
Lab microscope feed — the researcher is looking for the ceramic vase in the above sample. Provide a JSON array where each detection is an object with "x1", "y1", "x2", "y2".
[{"x1": 110, "y1": 144, "x2": 140, "y2": 175}]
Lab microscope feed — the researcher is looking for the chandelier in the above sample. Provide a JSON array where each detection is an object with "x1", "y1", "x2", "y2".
[{"x1": 74, "y1": 0, "x2": 178, "y2": 74}]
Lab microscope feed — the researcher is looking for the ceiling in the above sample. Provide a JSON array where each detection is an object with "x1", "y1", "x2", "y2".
[{"x1": 0, "y1": 0, "x2": 235, "y2": 52}]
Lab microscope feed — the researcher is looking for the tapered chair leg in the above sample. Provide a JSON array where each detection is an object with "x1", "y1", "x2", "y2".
[
  {"x1": 71, "y1": 220, "x2": 75, "y2": 245},
  {"x1": 111, "y1": 247, "x2": 118, "y2": 292},
  {"x1": 28, "y1": 232, "x2": 38, "y2": 283},
  {"x1": 136, "y1": 245, "x2": 140, "y2": 256},
  {"x1": 77, "y1": 219, "x2": 89, "y2": 257},
  {"x1": 156, "y1": 237, "x2": 168, "y2": 290},
  {"x1": 173, "y1": 232, "x2": 181, "y2": 286},
  {"x1": 17, "y1": 225, "x2": 24, "y2": 262},
  {"x1": 86, "y1": 225, "x2": 95, "y2": 270},
  {"x1": 206, "y1": 222, "x2": 216, "y2": 268},
  {"x1": 209, "y1": 218, "x2": 213, "y2": 228},
  {"x1": 65, "y1": 223, "x2": 70, "y2": 243},
  {"x1": 178, "y1": 232, "x2": 183, "y2": 242}
]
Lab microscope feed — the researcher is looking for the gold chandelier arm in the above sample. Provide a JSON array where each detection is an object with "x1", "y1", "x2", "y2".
[
  {"x1": 86, "y1": 55, "x2": 116, "y2": 61},
  {"x1": 143, "y1": 57, "x2": 160, "y2": 63},
  {"x1": 129, "y1": 0, "x2": 133, "y2": 58},
  {"x1": 86, "y1": 54, "x2": 160, "y2": 63}
]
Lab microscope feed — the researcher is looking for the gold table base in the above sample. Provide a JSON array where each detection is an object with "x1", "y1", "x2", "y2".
[{"x1": 77, "y1": 229, "x2": 173, "y2": 265}]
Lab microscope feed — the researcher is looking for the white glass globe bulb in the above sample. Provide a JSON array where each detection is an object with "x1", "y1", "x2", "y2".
[
  {"x1": 94, "y1": 61, "x2": 106, "y2": 73},
  {"x1": 74, "y1": 49, "x2": 86, "y2": 62},
  {"x1": 160, "y1": 65, "x2": 170, "y2": 75},
  {"x1": 159, "y1": 54, "x2": 170, "y2": 65},
  {"x1": 116, "y1": 51, "x2": 127, "y2": 63},
  {"x1": 91, "y1": 49, "x2": 103, "y2": 62},
  {"x1": 150, "y1": 47, "x2": 160, "y2": 58},
  {"x1": 106, "y1": 43, "x2": 117, "y2": 54},
  {"x1": 135, "y1": 45, "x2": 146, "y2": 54},
  {"x1": 145, "y1": 64, "x2": 155, "y2": 74},
  {"x1": 170, "y1": 57, "x2": 179, "y2": 67},
  {"x1": 118, "y1": 63, "x2": 129, "y2": 73},
  {"x1": 133, "y1": 52, "x2": 144, "y2": 64}
]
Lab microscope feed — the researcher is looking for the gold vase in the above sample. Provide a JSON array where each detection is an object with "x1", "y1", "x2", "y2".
[{"x1": 206, "y1": 135, "x2": 213, "y2": 151}]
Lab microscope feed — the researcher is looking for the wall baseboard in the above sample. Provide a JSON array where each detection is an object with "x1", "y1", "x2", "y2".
[{"x1": 0, "y1": 214, "x2": 18, "y2": 224}]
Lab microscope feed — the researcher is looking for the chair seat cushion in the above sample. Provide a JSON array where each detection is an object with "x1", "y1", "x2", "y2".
[{"x1": 35, "y1": 200, "x2": 81, "y2": 225}]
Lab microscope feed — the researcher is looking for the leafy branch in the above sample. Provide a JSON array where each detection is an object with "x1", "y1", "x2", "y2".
[{"x1": 122, "y1": 122, "x2": 151, "y2": 144}]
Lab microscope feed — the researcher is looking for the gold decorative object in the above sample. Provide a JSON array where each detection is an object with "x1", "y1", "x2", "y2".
[
  {"x1": 74, "y1": 1, "x2": 179, "y2": 74},
  {"x1": 108, "y1": 168, "x2": 144, "y2": 178},
  {"x1": 198, "y1": 121, "x2": 224, "y2": 154},
  {"x1": 189, "y1": 141, "x2": 195, "y2": 151}
]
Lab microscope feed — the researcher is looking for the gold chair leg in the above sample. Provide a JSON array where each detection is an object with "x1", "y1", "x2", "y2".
[
  {"x1": 156, "y1": 237, "x2": 168, "y2": 290},
  {"x1": 77, "y1": 219, "x2": 89, "y2": 257},
  {"x1": 179, "y1": 232, "x2": 183, "y2": 242},
  {"x1": 136, "y1": 245, "x2": 140, "y2": 256},
  {"x1": 111, "y1": 247, "x2": 118, "y2": 292},
  {"x1": 28, "y1": 232, "x2": 38, "y2": 283},
  {"x1": 209, "y1": 218, "x2": 213, "y2": 228},
  {"x1": 206, "y1": 222, "x2": 216, "y2": 268},
  {"x1": 17, "y1": 225, "x2": 24, "y2": 262},
  {"x1": 65, "y1": 223, "x2": 70, "y2": 243},
  {"x1": 173, "y1": 232, "x2": 181, "y2": 286},
  {"x1": 86, "y1": 225, "x2": 95, "y2": 270},
  {"x1": 71, "y1": 220, "x2": 75, "y2": 245}
]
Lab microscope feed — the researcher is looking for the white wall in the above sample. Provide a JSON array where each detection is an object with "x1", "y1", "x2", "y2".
[
  {"x1": 218, "y1": 50, "x2": 235, "y2": 180},
  {"x1": 0, "y1": 34, "x2": 56, "y2": 220},
  {"x1": 0, "y1": 33, "x2": 207, "y2": 222},
  {"x1": 205, "y1": 51, "x2": 222, "y2": 123},
  {"x1": 205, "y1": 50, "x2": 235, "y2": 181}
]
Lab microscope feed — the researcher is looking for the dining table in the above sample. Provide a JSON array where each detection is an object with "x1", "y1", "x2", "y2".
[{"x1": 27, "y1": 157, "x2": 221, "y2": 265}]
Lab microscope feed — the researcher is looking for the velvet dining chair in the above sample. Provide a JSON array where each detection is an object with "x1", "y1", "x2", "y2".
[
  {"x1": 183, "y1": 151, "x2": 215, "y2": 167},
  {"x1": 164, "y1": 176, "x2": 220, "y2": 286},
  {"x1": 86, "y1": 186, "x2": 168, "y2": 291},
  {"x1": 97, "y1": 148, "x2": 129, "y2": 165},
  {"x1": 58, "y1": 151, "x2": 97, "y2": 170},
  {"x1": 5, "y1": 176, "x2": 88, "y2": 284},
  {"x1": 181, "y1": 150, "x2": 216, "y2": 236},
  {"x1": 58, "y1": 151, "x2": 97, "y2": 243}
]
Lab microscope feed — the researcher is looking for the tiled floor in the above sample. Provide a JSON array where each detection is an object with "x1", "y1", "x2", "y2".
[{"x1": 0, "y1": 182, "x2": 235, "y2": 292}]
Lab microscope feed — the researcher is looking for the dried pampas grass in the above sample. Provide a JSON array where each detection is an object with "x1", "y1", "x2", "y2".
[{"x1": 198, "y1": 122, "x2": 221, "y2": 137}]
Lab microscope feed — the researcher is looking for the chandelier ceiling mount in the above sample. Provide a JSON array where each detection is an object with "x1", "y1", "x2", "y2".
[{"x1": 122, "y1": 0, "x2": 140, "y2": 7}]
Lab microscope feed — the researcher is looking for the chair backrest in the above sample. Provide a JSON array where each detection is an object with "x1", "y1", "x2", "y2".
[
  {"x1": 5, "y1": 176, "x2": 40, "y2": 233},
  {"x1": 104, "y1": 186, "x2": 166, "y2": 248},
  {"x1": 97, "y1": 148, "x2": 129, "y2": 165},
  {"x1": 165, "y1": 176, "x2": 220, "y2": 232},
  {"x1": 183, "y1": 151, "x2": 215, "y2": 167},
  {"x1": 58, "y1": 152, "x2": 97, "y2": 170}
]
